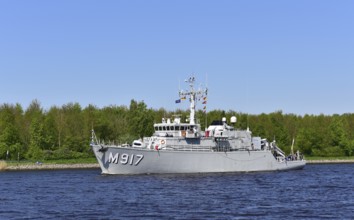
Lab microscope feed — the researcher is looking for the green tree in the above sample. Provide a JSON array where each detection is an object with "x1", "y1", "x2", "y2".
[
  {"x1": 61, "y1": 103, "x2": 85, "y2": 152},
  {"x1": 129, "y1": 100, "x2": 154, "y2": 140},
  {"x1": 26, "y1": 118, "x2": 45, "y2": 160},
  {"x1": 297, "y1": 128, "x2": 316, "y2": 155},
  {"x1": 45, "y1": 106, "x2": 62, "y2": 151},
  {"x1": 345, "y1": 140, "x2": 354, "y2": 156},
  {"x1": 327, "y1": 116, "x2": 348, "y2": 156},
  {"x1": 0, "y1": 104, "x2": 23, "y2": 160},
  {"x1": 249, "y1": 113, "x2": 269, "y2": 138},
  {"x1": 269, "y1": 111, "x2": 290, "y2": 150}
]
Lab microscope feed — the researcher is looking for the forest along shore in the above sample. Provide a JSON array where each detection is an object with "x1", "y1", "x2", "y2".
[
  {"x1": 2, "y1": 101, "x2": 354, "y2": 162},
  {"x1": 1, "y1": 159, "x2": 354, "y2": 171}
]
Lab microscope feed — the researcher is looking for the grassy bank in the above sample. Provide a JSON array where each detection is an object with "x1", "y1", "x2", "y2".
[
  {"x1": 3, "y1": 157, "x2": 99, "y2": 171},
  {"x1": 305, "y1": 156, "x2": 354, "y2": 161},
  {"x1": 2, "y1": 157, "x2": 98, "y2": 171},
  {"x1": 5, "y1": 157, "x2": 97, "y2": 166},
  {"x1": 0, "y1": 160, "x2": 7, "y2": 170},
  {"x1": 305, "y1": 156, "x2": 354, "y2": 164}
]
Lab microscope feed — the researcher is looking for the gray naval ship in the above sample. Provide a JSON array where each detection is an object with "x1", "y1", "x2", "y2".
[{"x1": 91, "y1": 76, "x2": 306, "y2": 174}]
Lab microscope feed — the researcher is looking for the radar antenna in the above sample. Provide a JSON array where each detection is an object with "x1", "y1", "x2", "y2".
[{"x1": 179, "y1": 75, "x2": 208, "y2": 125}]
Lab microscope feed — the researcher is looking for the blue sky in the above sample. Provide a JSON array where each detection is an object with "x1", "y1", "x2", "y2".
[{"x1": 1, "y1": 1, "x2": 353, "y2": 115}]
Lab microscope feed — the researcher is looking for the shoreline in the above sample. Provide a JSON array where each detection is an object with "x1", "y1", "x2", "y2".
[
  {"x1": 1, "y1": 159, "x2": 354, "y2": 171},
  {"x1": 306, "y1": 159, "x2": 354, "y2": 164},
  {"x1": 4, "y1": 163, "x2": 100, "y2": 171}
]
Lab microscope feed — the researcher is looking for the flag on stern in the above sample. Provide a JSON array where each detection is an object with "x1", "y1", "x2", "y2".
[{"x1": 175, "y1": 99, "x2": 181, "y2": 103}]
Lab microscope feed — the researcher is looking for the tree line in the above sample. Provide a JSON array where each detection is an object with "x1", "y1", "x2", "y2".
[{"x1": 0, "y1": 99, "x2": 353, "y2": 160}]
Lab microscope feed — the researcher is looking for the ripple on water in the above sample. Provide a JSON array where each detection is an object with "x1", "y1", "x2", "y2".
[{"x1": 0, "y1": 164, "x2": 353, "y2": 219}]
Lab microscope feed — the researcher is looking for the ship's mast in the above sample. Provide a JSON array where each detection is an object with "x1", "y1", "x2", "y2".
[{"x1": 179, "y1": 76, "x2": 207, "y2": 125}]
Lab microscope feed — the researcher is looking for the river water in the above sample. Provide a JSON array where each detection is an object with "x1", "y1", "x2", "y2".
[{"x1": 0, "y1": 164, "x2": 353, "y2": 219}]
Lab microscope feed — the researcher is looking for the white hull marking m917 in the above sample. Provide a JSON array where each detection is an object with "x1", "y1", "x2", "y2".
[{"x1": 108, "y1": 152, "x2": 144, "y2": 166}]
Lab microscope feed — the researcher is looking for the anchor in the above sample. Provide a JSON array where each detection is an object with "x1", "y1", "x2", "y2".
[{"x1": 98, "y1": 145, "x2": 108, "y2": 153}]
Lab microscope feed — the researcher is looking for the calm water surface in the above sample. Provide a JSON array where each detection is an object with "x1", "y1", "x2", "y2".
[{"x1": 0, "y1": 164, "x2": 353, "y2": 219}]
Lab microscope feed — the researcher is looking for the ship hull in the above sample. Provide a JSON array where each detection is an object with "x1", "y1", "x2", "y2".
[{"x1": 92, "y1": 145, "x2": 306, "y2": 174}]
